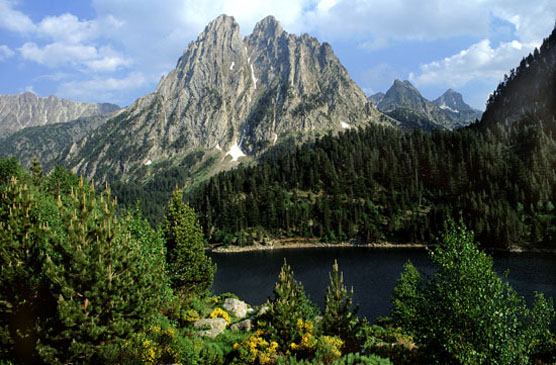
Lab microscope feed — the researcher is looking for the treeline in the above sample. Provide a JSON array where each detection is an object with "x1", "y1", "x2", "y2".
[{"x1": 188, "y1": 116, "x2": 556, "y2": 248}]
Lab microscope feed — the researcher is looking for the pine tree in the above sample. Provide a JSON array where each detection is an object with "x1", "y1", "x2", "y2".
[
  {"x1": 162, "y1": 188, "x2": 216, "y2": 296},
  {"x1": 262, "y1": 259, "x2": 316, "y2": 351},
  {"x1": 322, "y1": 260, "x2": 360, "y2": 352},
  {"x1": 390, "y1": 260, "x2": 423, "y2": 334},
  {"x1": 38, "y1": 179, "x2": 166, "y2": 363}
]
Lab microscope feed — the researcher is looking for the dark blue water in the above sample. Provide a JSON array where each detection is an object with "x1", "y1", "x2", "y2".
[{"x1": 209, "y1": 248, "x2": 556, "y2": 322}]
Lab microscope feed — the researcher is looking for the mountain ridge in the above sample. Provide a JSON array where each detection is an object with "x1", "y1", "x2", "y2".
[{"x1": 0, "y1": 92, "x2": 119, "y2": 139}]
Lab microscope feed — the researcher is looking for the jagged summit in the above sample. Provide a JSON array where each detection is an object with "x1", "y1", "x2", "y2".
[
  {"x1": 252, "y1": 15, "x2": 283, "y2": 39},
  {"x1": 0, "y1": 92, "x2": 119, "y2": 139},
  {"x1": 375, "y1": 80, "x2": 480, "y2": 130},
  {"x1": 64, "y1": 14, "x2": 388, "y2": 183},
  {"x1": 433, "y1": 89, "x2": 473, "y2": 113}
]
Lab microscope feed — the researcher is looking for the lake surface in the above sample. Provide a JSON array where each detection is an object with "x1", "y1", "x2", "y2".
[{"x1": 209, "y1": 247, "x2": 556, "y2": 322}]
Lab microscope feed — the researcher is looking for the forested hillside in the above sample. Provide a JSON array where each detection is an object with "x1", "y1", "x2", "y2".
[{"x1": 188, "y1": 119, "x2": 555, "y2": 249}]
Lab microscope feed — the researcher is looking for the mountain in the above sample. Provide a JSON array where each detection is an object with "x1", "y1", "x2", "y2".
[
  {"x1": 63, "y1": 15, "x2": 390, "y2": 184},
  {"x1": 0, "y1": 92, "x2": 119, "y2": 138},
  {"x1": 480, "y1": 25, "x2": 556, "y2": 128},
  {"x1": 376, "y1": 80, "x2": 480, "y2": 131},
  {"x1": 368, "y1": 92, "x2": 385, "y2": 105},
  {"x1": 0, "y1": 111, "x2": 121, "y2": 171}
]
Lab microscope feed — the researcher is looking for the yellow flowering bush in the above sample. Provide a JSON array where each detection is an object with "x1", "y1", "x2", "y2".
[
  {"x1": 288, "y1": 319, "x2": 317, "y2": 357},
  {"x1": 232, "y1": 330, "x2": 278, "y2": 364},
  {"x1": 136, "y1": 325, "x2": 181, "y2": 364},
  {"x1": 210, "y1": 307, "x2": 231, "y2": 325},
  {"x1": 182, "y1": 309, "x2": 200, "y2": 323},
  {"x1": 315, "y1": 336, "x2": 344, "y2": 364}
]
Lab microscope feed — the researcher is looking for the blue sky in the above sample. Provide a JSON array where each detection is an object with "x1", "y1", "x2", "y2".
[{"x1": 0, "y1": 0, "x2": 554, "y2": 110}]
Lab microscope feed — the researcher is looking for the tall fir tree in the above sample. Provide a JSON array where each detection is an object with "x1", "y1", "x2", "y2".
[
  {"x1": 162, "y1": 188, "x2": 215, "y2": 296},
  {"x1": 322, "y1": 260, "x2": 360, "y2": 352}
]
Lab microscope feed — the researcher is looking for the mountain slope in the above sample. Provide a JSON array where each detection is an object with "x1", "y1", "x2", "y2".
[
  {"x1": 0, "y1": 111, "x2": 121, "y2": 171},
  {"x1": 377, "y1": 80, "x2": 479, "y2": 130},
  {"x1": 480, "y1": 25, "x2": 556, "y2": 128},
  {"x1": 0, "y1": 92, "x2": 119, "y2": 138},
  {"x1": 63, "y1": 15, "x2": 390, "y2": 184}
]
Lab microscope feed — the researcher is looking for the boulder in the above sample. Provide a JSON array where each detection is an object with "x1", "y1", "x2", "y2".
[
  {"x1": 193, "y1": 318, "x2": 227, "y2": 338},
  {"x1": 231, "y1": 318, "x2": 253, "y2": 332},
  {"x1": 223, "y1": 298, "x2": 249, "y2": 319}
]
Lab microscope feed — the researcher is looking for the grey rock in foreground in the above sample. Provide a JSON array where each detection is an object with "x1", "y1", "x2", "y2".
[
  {"x1": 193, "y1": 318, "x2": 227, "y2": 338},
  {"x1": 223, "y1": 298, "x2": 249, "y2": 319}
]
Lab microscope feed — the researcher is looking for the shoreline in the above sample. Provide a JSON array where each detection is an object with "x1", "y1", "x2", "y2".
[
  {"x1": 207, "y1": 238, "x2": 556, "y2": 254},
  {"x1": 208, "y1": 238, "x2": 427, "y2": 253}
]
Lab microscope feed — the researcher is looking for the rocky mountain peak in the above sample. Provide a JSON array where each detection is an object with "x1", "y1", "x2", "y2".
[
  {"x1": 64, "y1": 14, "x2": 388, "y2": 184},
  {"x1": 433, "y1": 89, "x2": 470, "y2": 113},
  {"x1": 251, "y1": 15, "x2": 283, "y2": 40}
]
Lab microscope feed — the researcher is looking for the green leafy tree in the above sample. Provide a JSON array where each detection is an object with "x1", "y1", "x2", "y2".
[
  {"x1": 162, "y1": 188, "x2": 215, "y2": 296},
  {"x1": 322, "y1": 260, "x2": 360, "y2": 352},
  {"x1": 398, "y1": 219, "x2": 555, "y2": 364}
]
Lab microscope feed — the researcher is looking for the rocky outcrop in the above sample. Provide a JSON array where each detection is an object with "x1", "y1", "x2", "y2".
[
  {"x1": 223, "y1": 298, "x2": 249, "y2": 319},
  {"x1": 193, "y1": 318, "x2": 227, "y2": 338},
  {"x1": 0, "y1": 92, "x2": 119, "y2": 138},
  {"x1": 63, "y1": 14, "x2": 391, "y2": 183}
]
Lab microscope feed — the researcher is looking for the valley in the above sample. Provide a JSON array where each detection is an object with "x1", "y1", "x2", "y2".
[{"x1": 1, "y1": 7, "x2": 556, "y2": 364}]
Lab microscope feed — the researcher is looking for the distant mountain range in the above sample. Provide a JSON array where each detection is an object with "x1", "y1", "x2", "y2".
[
  {"x1": 0, "y1": 92, "x2": 119, "y2": 139},
  {"x1": 370, "y1": 80, "x2": 482, "y2": 131}
]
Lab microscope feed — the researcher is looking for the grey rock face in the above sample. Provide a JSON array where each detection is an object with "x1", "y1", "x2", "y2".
[
  {"x1": 193, "y1": 318, "x2": 227, "y2": 338},
  {"x1": 223, "y1": 298, "x2": 249, "y2": 319},
  {"x1": 231, "y1": 318, "x2": 253, "y2": 332},
  {"x1": 64, "y1": 14, "x2": 390, "y2": 183},
  {"x1": 0, "y1": 92, "x2": 119, "y2": 138}
]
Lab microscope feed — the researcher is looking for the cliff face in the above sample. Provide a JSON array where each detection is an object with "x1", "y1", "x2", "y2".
[
  {"x1": 64, "y1": 15, "x2": 390, "y2": 183},
  {"x1": 0, "y1": 92, "x2": 119, "y2": 138}
]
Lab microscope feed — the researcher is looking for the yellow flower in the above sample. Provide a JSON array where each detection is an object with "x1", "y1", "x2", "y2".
[{"x1": 209, "y1": 307, "x2": 231, "y2": 324}]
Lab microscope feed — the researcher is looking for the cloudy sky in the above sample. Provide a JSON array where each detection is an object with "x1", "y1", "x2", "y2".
[{"x1": 0, "y1": 0, "x2": 554, "y2": 109}]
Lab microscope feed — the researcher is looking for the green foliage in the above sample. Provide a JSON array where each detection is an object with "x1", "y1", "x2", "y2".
[
  {"x1": 0, "y1": 159, "x2": 170, "y2": 364},
  {"x1": 261, "y1": 260, "x2": 318, "y2": 353},
  {"x1": 322, "y1": 260, "x2": 360, "y2": 352},
  {"x1": 390, "y1": 260, "x2": 423, "y2": 333},
  {"x1": 162, "y1": 188, "x2": 216, "y2": 296},
  {"x1": 394, "y1": 219, "x2": 555, "y2": 364}
]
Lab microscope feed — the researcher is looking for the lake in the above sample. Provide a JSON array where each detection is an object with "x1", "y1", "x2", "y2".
[{"x1": 209, "y1": 247, "x2": 556, "y2": 322}]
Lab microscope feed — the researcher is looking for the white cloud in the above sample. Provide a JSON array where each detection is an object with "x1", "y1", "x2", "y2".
[
  {"x1": 37, "y1": 13, "x2": 99, "y2": 44},
  {"x1": 0, "y1": 44, "x2": 14, "y2": 60},
  {"x1": 19, "y1": 42, "x2": 130, "y2": 72},
  {"x1": 0, "y1": 0, "x2": 35, "y2": 33},
  {"x1": 57, "y1": 72, "x2": 147, "y2": 104},
  {"x1": 410, "y1": 39, "x2": 533, "y2": 88}
]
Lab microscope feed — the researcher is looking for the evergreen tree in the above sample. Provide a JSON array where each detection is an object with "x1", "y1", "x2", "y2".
[
  {"x1": 322, "y1": 260, "x2": 360, "y2": 352},
  {"x1": 262, "y1": 259, "x2": 317, "y2": 351},
  {"x1": 390, "y1": 260, "x2": 423, "y2": 334},
  {"x1": 162, "y1": 188, "x2": 216, "y2": 296}
]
